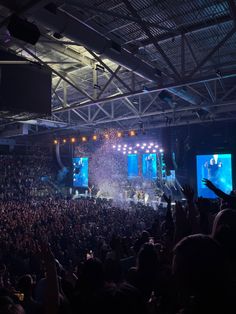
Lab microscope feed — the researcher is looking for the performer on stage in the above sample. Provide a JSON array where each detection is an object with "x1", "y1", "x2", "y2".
[{"x1": 88, "y1": 185, "x2": 94, "y2": 198}]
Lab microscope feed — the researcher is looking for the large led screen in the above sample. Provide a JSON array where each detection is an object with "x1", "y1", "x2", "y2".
[
  {"x1": 142, "y1": 153, "x2": 157, "y2": 180},
  {"x1": 73, "y1": 157, "x2": 88, "y2": 187},
  {"x1": 196, "y1": 154, "x2": 232, "y2": 198},
  {"x1": 128, "y1": 154, "x2": 138, "y2": 178}
]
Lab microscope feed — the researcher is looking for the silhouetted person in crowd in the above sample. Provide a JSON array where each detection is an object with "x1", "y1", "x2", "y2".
[{"x1": 173, "y1": 234, "x2": 232, "y2": 314}]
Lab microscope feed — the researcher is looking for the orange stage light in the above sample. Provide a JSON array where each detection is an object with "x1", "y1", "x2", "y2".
[{"x1": 129, "y1": 130, "x2": 136, "y2": 136}]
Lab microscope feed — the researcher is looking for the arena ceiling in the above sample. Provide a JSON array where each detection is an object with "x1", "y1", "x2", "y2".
[{"x1": 0, "y1": 0, "x2": 236, "y2": 136}]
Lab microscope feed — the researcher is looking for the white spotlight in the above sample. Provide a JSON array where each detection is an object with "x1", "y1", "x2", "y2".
[
  {"x1": 143, "y1": 143, "x2": 146, "y2": 146},
  {"x1": 153, "y1": 149, "x2": 156, "y2": 153},
  {"x1": 136, "y1": 143, "x2": 140, "y2": 147},
  {"x1": 155, "y1": 145, "x2": 159, "y2": 148},
  {"x1": 159, "y1": 149, "x2": 164, "y2": 153},
  {"x1": 134, "y1": 150, "x2": 137, "y2": 154},
  {"x1": 113, "y1": 145, "x2": 116, "y2": 148},
  {"x1": 146, "y1": 149, "x2": 150, "y2": 153}
]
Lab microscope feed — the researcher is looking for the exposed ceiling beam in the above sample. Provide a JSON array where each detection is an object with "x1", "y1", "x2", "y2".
[
  {"x1": 65, "y1": 1, "x2": 177, "y2": 33},
  {"x1": 139, "y1": 15, "x2": 233, "y2": 47},
  {"x1": 188, "y1": 26, "x2": 236, "y2": 78},
  {"x1": 21, "y1": 45, "x2": 95, "y2": 101},
  {"x1": 228, "y1": 0, "x2": 236, "y2": 24},
  {"x1": 40, "y1": 39, "x2": 96, "y2": 68},
  {"x1": 52, "y1": 100, "x2": 236, "y2": 127},
  {"x1": 53, "y1": 70, "x2": 236, "y2": 113},
  {"x1": 122, "y1": 0, "x2": 180, "y2": 79}
]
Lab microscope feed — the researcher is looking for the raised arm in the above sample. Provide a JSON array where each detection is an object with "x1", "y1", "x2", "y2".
[
  {"x1": 181, "y1": 184, "x2": 200, "y2": 234},
  {"x1": 202, "y1": 178, "x2": 232, "y2": 201}
]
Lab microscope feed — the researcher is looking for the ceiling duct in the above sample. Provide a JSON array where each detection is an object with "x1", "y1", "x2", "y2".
[{"x1": 31, "y1": 5, "x2": 207, "y2": 108}]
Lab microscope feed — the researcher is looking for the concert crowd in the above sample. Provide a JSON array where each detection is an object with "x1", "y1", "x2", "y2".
[{"x1": 0, "y1": 153, "x2": 236, "y2": 314}]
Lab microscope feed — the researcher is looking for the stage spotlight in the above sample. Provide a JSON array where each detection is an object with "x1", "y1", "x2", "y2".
[
  {"x1": 141, "y1": 147, "x2": 144, "y2": 150},
  {"x1": 113, "y1": 145, "x2": 116, "y2": 148},
  {"x1": 117, "y1": 148, "x2": 121, "y2": 151},
  {"x1": 148, "y1": 146, "x2": 151, "y2": 149},
  {"x1": 136, "y1": 143, "x2": 140, "y2": 147},
  {"x1": 155, "y1": 145, "x2": 159, "y2": 148},
  {"x1": 118, "y1": 144, "x2": 121, "y2": 148},
  {"x1": 143, "y1": 143, "x2": 146, "y2": 146},
  {"x1": 160, "y1": 149, "x2": 164, "y2": 153},
  {"x1": 92, "y1": 135, "x2": 98, "y2": 141},
  {"x1": 71, "y1": 137, "x2": 76, "y2": 143},
  {"x1": 104, "y1": 133, "x2": 109, "y2": 140},
  {"x1": 146, "y1": 149, "x2": 150, "y2": 153},
  {"x1": 117, "y1": 131, "x2": 123, "y2": 138},
  {"x1": 129, "y1": 147, "x2": 132, "y2": 150},
  {"x1": 150, "y1": 143, "x2": 154, "y2": 146},
  {"x1": 63, "y1": 139, "x2": 67, "y2": 143},
  {"x1": 123, "y1": 151, "x2": 126, "y2": 155},
  {"x1": 53, "y1": 139, "x2": 58, "y2": 144},
  {"x1": 82, "y1": 136, "x2": 87, "y2": 142},
  {"x1": 124, "y1": 144, "x2": 127, "y2": 147},
  {"x1": 129, "y1": 130, "x2": 136, "y2": 137},
  {"x1": 123, "y1": 147, "x2": 126, "y2": 150},
  {"x1": 134, "y1": 150, "x2": 137, "y2": 154},
  {"x1": 153, "y1": 149, "x2": 156, "y2": 153}
]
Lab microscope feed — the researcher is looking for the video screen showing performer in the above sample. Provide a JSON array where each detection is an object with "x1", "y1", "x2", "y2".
[
  {"x1": 196, "y1": 154, "x2": 232, "y2": 198},
  {"x1": 142, "y1": 153, "x2": 157, "y2": 180},
  {"x1": 72, "y1": 157, "x2": 89, "y2": 187}
]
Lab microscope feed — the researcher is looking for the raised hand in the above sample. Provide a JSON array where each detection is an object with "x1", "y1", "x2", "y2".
[
  {"x1": 181, "y1": 184, "x2": 194, "y2": 202},
  {"x1": 202, "y1": 178, "x2": 216, "y2": 191}
]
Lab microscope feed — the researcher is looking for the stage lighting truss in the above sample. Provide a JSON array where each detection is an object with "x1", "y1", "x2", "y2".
[{"x1": 112, "y1": 142, "x2": 163, "y2": 155}]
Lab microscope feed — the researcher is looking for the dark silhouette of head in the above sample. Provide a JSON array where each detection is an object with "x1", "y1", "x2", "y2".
[
  {"x1": 137, "y1": 243, "x2": 159, "y2": 274},
  {"x1": 212, "y1": 209, "x2": 236, "y2": 261},
  {"x1": 17, "y1": 275, "x2": 33, "y2": 296},
  {"x1": 173, "y1": 234, "x2": 227, "y2": 298}
]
